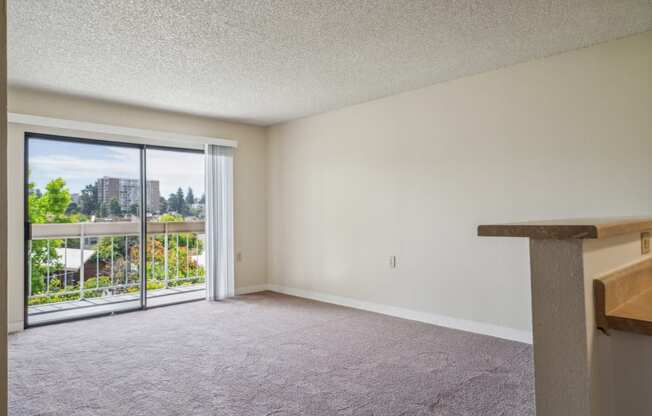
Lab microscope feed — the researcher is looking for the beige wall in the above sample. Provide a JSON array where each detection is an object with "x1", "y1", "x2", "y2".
[
  {"x1": 267, "y1": 31, "x2": 652, "y2": 336},
  {"x1": 7, "y1": 87, "x2": 268, "y2": 331},
  {"x1": 1, "y1": 0, "x2": 7, "y2": 414}
]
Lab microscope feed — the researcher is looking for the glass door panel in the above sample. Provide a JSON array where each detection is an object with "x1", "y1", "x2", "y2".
[
  {"x1": 25, "y1": 135, "x2": 144, "y2": 325},
  {"x1": 144, "y1": 147, "x2": 206, "y2": 307}
]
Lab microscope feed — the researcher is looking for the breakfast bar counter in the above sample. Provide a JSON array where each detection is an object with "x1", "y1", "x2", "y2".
[{"x1": 479, "y1": 217, "x2": 652, "y2": 416}]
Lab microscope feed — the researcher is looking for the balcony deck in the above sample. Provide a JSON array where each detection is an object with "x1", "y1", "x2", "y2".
[{"x1": 28, "y1": 283, "x2": 205, "y2": 326}]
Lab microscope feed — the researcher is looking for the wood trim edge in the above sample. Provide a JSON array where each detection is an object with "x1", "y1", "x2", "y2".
[
  {"x1": 478, "y1": 224, "x2": 598, "y2": 239},
  {"x1": 593, "y1": 279, "x2": 609, "y2": 335}
]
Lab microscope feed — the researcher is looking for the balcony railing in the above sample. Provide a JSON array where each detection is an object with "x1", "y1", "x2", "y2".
[{"x1": 28, "y1": 221, "x2": 206, "y2": 307}]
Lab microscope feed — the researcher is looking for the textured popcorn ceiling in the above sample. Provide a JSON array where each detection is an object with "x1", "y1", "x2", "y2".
[{"x1": 8, "y1": 1, "x2": 652, "y2": 125}]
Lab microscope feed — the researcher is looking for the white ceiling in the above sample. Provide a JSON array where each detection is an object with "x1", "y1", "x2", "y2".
[{"x1": 8, "y1": 1, "x2": 652, "y2": 126}]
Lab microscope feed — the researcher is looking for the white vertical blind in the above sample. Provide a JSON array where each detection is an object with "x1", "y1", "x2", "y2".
[{"x1": 204, "y1": 144, "x2": 235, "y2": 300}]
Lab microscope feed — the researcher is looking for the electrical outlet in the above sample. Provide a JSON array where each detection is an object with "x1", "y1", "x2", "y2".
[
  {"x1": 642, "y1": 232, "x2": 651, "y2": 255},
  {"x1": 389, "y1": 256, "x2": 397, "y2": 269}
]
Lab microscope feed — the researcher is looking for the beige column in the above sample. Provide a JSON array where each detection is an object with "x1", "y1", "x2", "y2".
[{"x1": 529, "y1": 239, "x2": 592, "y2": 416}]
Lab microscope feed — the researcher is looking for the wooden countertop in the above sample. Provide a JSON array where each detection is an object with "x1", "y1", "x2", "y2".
[
  {"x1": 478, "y1": 217, "x2": 652, "y2": 239},
  {"x1": 594, "y1": 258, "x2": 652, "y2": 336},
  {"x1": 606, "y1": 289, "x2": 652, "y2": 335}
]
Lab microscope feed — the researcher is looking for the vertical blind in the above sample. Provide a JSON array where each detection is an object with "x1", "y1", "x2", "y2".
[{"x1": 204, "y1": 144, "x2": 235, "y2": 300}]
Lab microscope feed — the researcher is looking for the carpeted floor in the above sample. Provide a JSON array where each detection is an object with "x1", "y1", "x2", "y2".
[{"x1": 9, "y1": 292, "x2": 534, "y2": 416}]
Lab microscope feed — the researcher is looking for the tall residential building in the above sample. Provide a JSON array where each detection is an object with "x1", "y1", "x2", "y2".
[
  {"x1": 96, "y1": 176, "x2": 161, "y2": 213},
  {"x1": 96, "y1": 177, "x2": 120, "y2": 209},
  {"x1": 146, "y1": 181, "x2": 161, "y2": 213}
]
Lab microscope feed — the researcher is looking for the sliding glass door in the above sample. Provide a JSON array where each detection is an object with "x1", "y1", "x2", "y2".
[
  {"x1": 25, "y1": 134, "x2": 145, "y2": 325},
  {"x1": 24, "y1": 134, "x2": 206, "y2": 326},
  {"x1": 144, "y1": 147, "x2": 206, "y2": 307}
]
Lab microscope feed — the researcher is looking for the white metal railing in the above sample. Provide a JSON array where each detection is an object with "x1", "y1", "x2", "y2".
[{"x1": 28, "y1": 221, "x2": 206, "y2": 307}]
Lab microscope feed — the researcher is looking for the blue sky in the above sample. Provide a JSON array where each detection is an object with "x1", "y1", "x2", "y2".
[{"x1": 28, "y1": 138, "x2": 205, "y2": 198}]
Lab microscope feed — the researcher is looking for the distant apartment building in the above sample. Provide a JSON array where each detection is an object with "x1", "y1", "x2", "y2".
[
  {"x1": 146, "y1": 181, "x2": 161, "y2": 212},
  {"x1": 96, "y1": 176, "x2": 161, "y2": 213}
]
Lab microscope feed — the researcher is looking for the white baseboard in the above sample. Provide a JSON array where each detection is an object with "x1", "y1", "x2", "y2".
[
  {"x1": 235, "y1": 284, "x2": 270, "y2": 295},
  {"x1": 267, "y1": 284, "x2": 532, "y2": 344},
  {"x1": 8, "y1": 321, "x2": 24, "y2": 334}
]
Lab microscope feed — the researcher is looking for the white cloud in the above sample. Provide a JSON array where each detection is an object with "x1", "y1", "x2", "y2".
[{"x1": 147, "y1": 150, "x2": 205, "y2": 196}]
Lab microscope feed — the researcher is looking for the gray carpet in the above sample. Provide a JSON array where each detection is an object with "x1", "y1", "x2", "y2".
[{"x1": 9, "y1": 292, "x2": 534, "y2": 416}]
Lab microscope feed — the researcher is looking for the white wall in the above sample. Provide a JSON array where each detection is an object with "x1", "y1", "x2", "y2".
[
  {"x1": 7, "y1": 87, "x2": 268, "y2": 331},
  {"x1": 267, "y1": 31, "x2": 652, "y2": 339}
]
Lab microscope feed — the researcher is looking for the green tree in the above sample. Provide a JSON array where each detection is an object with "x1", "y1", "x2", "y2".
[
  {"x1": 109, "y1": 198, "x2": 122, "y2": 216},
  {"x1": 95, "y1": 235, "x2": 128, "y2": 263},
  {"x1": 159, "y1": 196, "x2": 168, "y2": 213},
  {"x1": 79, "y1": 183, "x2": 98, "y2": 216},
  {"x1": 65, "y1": 201, "x2": 80, "y2": 215},
  {"x1": 27, "y1": 181, "x2": 41, "y2": 222},
  {"x1": 175, "y1": 187, "x2": 186, "y2": 214},
  {"x1": 29, "y1": 178, "x2": 72, "y2": 223},
  {"x1": 167, "y1": 193, "x2": 178, "y2": 213},
  {"x1": 185, "y1": 187, "x2": 195, "y2": 205},
  {"x1": 28, "y1": 178, "x2": 73, "y2": 295},
  {"x1": 98, "y1": 202, "x2": 109, "y2": 218},
  {"x1": 128, "y1": 203, "x2": 139, "y2": 216}
]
